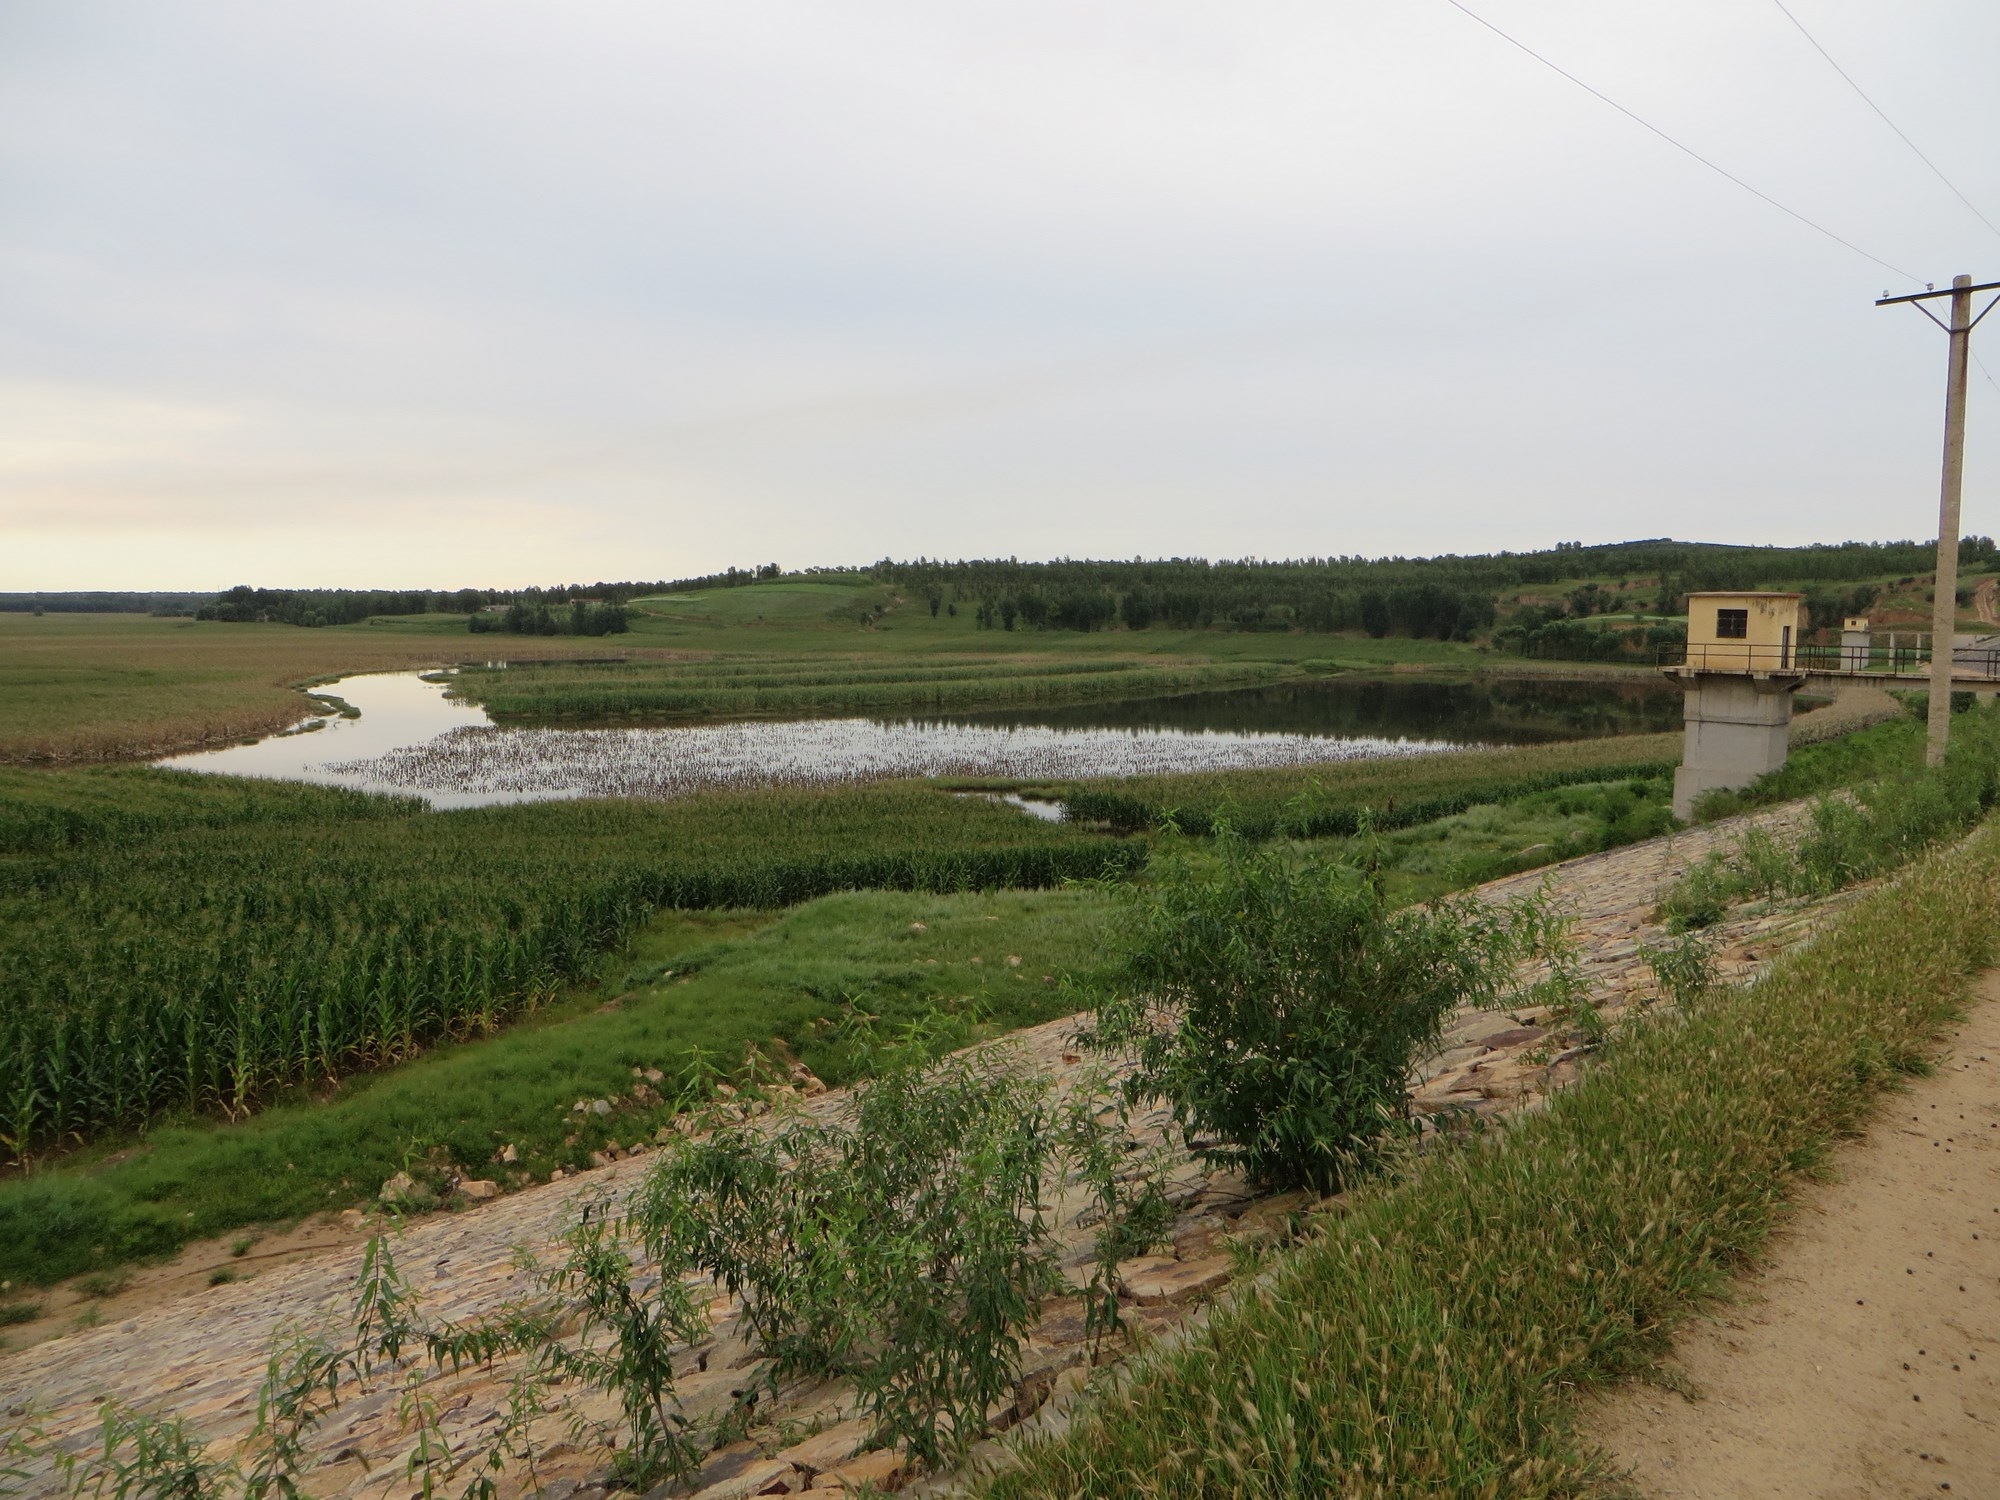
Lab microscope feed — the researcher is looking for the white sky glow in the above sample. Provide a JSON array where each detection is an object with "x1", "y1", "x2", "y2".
[{"x1": 4, "y1": 1, "x2": 1998, "y2": 589}]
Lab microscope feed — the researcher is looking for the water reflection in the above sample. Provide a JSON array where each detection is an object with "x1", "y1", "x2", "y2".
[
  {"x1": 155, "y1": 669, "x2": 1684, "y2": 810},
  {"x1": 154, "y1": 672, "x2": 572, "y2": 810},
  {"x1": 940, "y1": 675, "x2": 1683, "y2": 743}
]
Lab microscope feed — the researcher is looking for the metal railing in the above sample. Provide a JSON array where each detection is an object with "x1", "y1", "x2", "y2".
[{"x1": 1657, "y1": 639, "x2": 2000, "y2": 681}]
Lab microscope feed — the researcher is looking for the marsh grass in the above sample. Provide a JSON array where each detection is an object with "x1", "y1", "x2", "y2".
[
  {"x1": 972, "y1": 818, "x2": 2000, "y2": 1500},
  {"x1": 1048, "y1": 732, "x2": 1684, "y2": 839},
  {"x1": 453, "y1": 657, "x2": 1290, "y2": 723}
]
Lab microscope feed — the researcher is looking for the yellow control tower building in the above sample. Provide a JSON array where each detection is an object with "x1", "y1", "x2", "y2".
[{"x1": 1664, "y1": 592, "x2": 1807, "y2": 819}]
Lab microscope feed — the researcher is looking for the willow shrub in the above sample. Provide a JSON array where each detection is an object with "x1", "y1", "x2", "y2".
[
  {"x1": 638, "y1": 1050, "x2": 1057, "y2": 1470},
  {"x1": 979, "y1": 820, "x2": 2000, "y2": 1500},
  {"x1": 1085, "y1": 833, "x2": 1557, "y2": 1193}
]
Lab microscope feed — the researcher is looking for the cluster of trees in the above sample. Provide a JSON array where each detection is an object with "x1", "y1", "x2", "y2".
[
  {"x1": 932, "y1": 568, "x2": 1488, "y2": 636},
  {"x1": 657, "y1": 563, "x2": 783, "y2": 592},
  {"x1": 183, "y1": 576, "x2": 722, "y2": 629},
  {"x1": 195, "y1": 587, "x2": 460, "y2": 627},
  {"x1": 468, "y1": 599, "x2": 630, "y2": 636},
  {"x1": 1491, "y1": 617, "x2": 1686, "y2": 663},
  {"x1": 1802, "y1": 584, "x2": 1882, "y2": 633}
]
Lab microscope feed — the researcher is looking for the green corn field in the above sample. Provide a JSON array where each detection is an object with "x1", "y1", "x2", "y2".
[{"x1": 0, "y1": 768, "x2": 1142, "y2": 1158}]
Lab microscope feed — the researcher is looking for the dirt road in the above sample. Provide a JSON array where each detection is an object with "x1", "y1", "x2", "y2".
[{"x1": 1581, "y1": 972, "x2": 2000, "y2": 1497}]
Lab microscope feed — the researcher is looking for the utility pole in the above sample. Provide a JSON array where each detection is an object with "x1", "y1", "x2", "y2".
[{"x1": 1878, "y1": 274, "x2": 2000, "y2": 765}]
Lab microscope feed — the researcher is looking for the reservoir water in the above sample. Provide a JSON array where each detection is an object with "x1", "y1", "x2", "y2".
[{"x1": 156, "y1": 670, "x2": 1683, "y2": 808}]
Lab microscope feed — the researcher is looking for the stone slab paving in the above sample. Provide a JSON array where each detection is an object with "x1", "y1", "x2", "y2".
[{"x1": 0, "y1": 796, "x2": 1869, "y2": 1499}]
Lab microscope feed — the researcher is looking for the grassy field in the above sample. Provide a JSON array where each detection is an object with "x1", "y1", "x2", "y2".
[
  {"x1": 0, "y1": 613, "x2": 607, "y2": 764},
  {"x1": 977, "y1": 805, "x2": 2000, "y2": 1499},
  {"x1": 0, "y1": 593, "x2": 1496, "y2": 765}
]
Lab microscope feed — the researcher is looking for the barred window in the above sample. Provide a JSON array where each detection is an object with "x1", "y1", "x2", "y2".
[{"x1": 1715, "y1": 608, "x2": 1749, "y2": 639}]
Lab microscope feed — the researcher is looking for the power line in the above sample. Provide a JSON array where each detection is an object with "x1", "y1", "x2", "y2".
[
  {"x1": 1769, "y1": 0, "x2": 2000, "y2": 247},
  {"x1": 1439, "y1": 0, "x2": 1916, "y2": 281}
]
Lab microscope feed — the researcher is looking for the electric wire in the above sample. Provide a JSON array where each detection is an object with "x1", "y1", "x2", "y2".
[
  {"x1": 1769, "y1": 0, "x2": 2000, "y2": 248},
  {"x1": 1439, "y1": 0, "x2": 1916, "y2": 282}
]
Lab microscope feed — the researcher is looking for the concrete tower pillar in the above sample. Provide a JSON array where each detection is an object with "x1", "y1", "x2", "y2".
[{"x1": 1670, "y1": 672, "x2": 1805, "y2": 821}]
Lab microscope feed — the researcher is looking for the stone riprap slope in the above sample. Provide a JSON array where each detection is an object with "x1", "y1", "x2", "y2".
[{"x1": 0, "y1": 799, "x2": 1860, "y2": 1500}]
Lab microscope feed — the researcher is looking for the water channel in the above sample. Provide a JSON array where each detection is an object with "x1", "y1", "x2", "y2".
[{"x1": 156, "y1": 670, "x2": 1684, "y2": 809}]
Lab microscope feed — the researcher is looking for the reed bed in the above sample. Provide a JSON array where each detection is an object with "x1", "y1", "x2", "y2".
[
  {"x1": 0, "y1": 775, "x2": 1141, "y2": 1157},
  {"x1": 453, "y1": 657, "x2": 1286, "y2": 721},
  {"x1": 976, "y1": 816, "x2": 2000, "y2": 1499},
  {"x1": 1045, "y1": 730, "x2": 1685, "y2": 838},
  {"x1": 330, "y1": 720, "x2": 1463, "y2": 802}
]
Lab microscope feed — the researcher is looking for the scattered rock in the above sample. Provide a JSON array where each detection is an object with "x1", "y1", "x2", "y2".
[
  {"x1": 497, "y1": 1143, "x2": 519, "y2": 1165},
  {"x1": 589, "y1": 1099, "x2": 613, "y2": 1117},
  {"x1": 909, "y1": 921, "x2": 928, "y2": 933},
  {"x1": 378, "y1": 1172, "x2": 416, "y2": 1203},
  {"x1": 687, "y1": 1458, "x2": 801, "y2": 1498},
  {"x1": 458, "y1": 1180, "x2": 500, "y2": 1202},
  {"x1": 1006, "y1": 954, "x2": 1022, "y2": 967},
  {"x1": 1112, "y1": 1254, "x2": 1177, "y2": 1292},
  {"x1": 1479, "y1": 1025, "x2": 1546, "y2": 1051},
  {"x1": 814, "y1": 1450, "x2": 902, "y2": 1492},
  {"x1": 1121, "y1": 1256, "x2": 1234, "y2": 1307},
  {"x1": 774, "y1": 1417, "x2": 871, "y2": 1474},
  {"x1": 337, "y1": 1208, "x2": 367, "y2": 1231},
  {"x1": 643, "y1": 1067, "x2": 666, "y2": 1084}
]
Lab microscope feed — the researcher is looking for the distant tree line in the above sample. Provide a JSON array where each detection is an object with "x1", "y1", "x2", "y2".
[
  {"x1": 873, "y1": 538, "x2": 1993, "y2": 643},
  {"x1": 0, "y1": 592, "x2": 210, "y2": 615},
  {"x1": 22, "y1": 537, "x2": 1995, "y2": 641}
]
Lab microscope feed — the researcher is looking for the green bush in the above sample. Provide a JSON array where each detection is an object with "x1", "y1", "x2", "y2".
[{"x1": 1084, "y1": 835, "x2": 1556, "y2": 1193}]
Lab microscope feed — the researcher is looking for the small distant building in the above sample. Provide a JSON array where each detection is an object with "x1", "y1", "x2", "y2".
[
  {"x1": 1842, "y1": 615, "x2": 1871, "y2": 672},
  {"x1": 1664, "y1": 592, "x2": 1807, "y2": 820}
]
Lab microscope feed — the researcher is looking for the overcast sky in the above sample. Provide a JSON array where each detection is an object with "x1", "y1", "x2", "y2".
[{"x1": 4, "y1": 1, "x2": 1999, "y2": 590}]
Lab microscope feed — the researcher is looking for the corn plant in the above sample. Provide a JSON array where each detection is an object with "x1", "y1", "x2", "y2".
[{"x1": 0, "y1": 776, "x2": 1143, "y2": 1159}]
